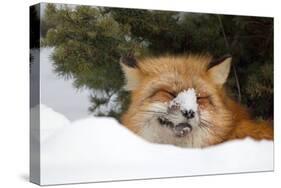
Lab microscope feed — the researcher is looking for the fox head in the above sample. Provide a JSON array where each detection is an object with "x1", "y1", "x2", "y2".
[{"x1": 120, "y1": 54, "x2": 237, "y2": 147}]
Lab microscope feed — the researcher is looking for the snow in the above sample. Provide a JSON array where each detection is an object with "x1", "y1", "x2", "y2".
[
  {"x1": 37, "y1": 104, "x2": 274, "y2": 185},
  {"x1": 40, "y1": 105, "x2": 71, "y2": 142},
  {"x1": 169, "y1": 88, "x2": 198, "y2": 112}
]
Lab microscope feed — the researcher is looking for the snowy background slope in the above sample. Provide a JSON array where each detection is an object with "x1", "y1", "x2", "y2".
[{"x1": 36, "y1": 105, "x2": 274, "y2": 185}]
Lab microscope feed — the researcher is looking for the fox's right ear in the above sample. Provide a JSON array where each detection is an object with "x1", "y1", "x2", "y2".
[
  {"x1": 207, "y1": 55, "x2": 232, "y2": 86},
  {"x1": 120, "y1": 55, "x2": 141, "y2": 91}
]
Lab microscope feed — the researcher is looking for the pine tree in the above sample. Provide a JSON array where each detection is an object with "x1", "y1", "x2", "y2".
[{"x1": 42, "y1": 4, "x2": 273, "y2": 119}]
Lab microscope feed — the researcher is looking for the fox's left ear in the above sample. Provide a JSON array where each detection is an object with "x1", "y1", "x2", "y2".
[
  {"x1": 207, "y1": 55, "x2": 232, "y2": 86},
  {"x1": 120, "y1": 54, "x2": 141, "y2": 91}
]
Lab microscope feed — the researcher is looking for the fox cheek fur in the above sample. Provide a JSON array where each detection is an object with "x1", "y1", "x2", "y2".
[{"x1": 120, "y1": 54, "x2": 273, "y2": 148}]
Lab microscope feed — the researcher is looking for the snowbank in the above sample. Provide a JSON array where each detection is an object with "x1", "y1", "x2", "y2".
[{"x1": 37, "y1": 105, "x2": 274, "y2": 185}]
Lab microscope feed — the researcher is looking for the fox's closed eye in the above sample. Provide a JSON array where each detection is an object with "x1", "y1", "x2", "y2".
[
  {"x1": 197, "y1": 96, "x2": 210, "y2": 103},
  {"x1": 150, "y1": 90, "x2": 176, "y2": 102},
  {"x1": 164, "y1": 90, "x2": 176, "y2": 98},
  {"x1": 197, "y1": 96, "x2": 209, "y2": 99}
]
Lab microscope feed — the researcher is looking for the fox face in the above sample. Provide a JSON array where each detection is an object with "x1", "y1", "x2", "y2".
[
  {"x1": 120, "y1": 54, "x2": 273, "y2": 147},
  {"x1": 120, "y1": 55, "x2": 236, "y2": 148}
]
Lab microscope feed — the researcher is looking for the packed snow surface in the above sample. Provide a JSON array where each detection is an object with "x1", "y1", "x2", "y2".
[{"x1": 36, "y1": 104, "x2": 273, "y2": 185}]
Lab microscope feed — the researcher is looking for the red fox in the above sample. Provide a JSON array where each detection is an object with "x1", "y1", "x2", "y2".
[{"x1": 120, "y1": 54, "x2": 273, "y2": 148}]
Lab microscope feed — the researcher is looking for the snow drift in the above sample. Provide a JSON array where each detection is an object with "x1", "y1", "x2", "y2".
[{"x1": 37, "y1": 105, "x2": 274, "y2": 185}]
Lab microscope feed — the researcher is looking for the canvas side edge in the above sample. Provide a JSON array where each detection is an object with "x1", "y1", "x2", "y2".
[{"x1": 30, "y1": 3, "x2": 41, "y2": 185}]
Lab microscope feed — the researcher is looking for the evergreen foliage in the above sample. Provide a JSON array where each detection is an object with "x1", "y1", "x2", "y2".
[{"x1": 42, "y1": 4, "x2": 273, "y2": 120}]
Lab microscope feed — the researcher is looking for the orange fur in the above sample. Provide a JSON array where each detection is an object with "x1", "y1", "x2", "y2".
[
  {"x1": 223, "y1": 94, "x2": 273, "y2": 141},
  {"x1": 121, "y1": 55, "x2": 273, "y2": 147}
]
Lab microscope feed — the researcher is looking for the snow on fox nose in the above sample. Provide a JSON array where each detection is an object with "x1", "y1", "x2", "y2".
[{"x1": 168, "y1": 88, "x2": 198, "y2": 116}]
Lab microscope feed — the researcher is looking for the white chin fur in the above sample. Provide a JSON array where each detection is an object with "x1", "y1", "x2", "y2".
[
  {"x1": 138, "y1": 102, "x2": 207, "y2": 148},
  {"x1": 139, "y1": 119, "x2": 209, "y2": 148}
]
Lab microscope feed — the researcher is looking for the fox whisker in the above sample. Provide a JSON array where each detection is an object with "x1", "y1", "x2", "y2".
[{"x1": 139, "y1": 110, "x2": 168, "y2": 115}]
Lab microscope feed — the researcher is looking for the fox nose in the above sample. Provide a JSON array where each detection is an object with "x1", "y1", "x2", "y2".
[{"x1": 181, "y1": 109, "x2": 195, "y2": 119}]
